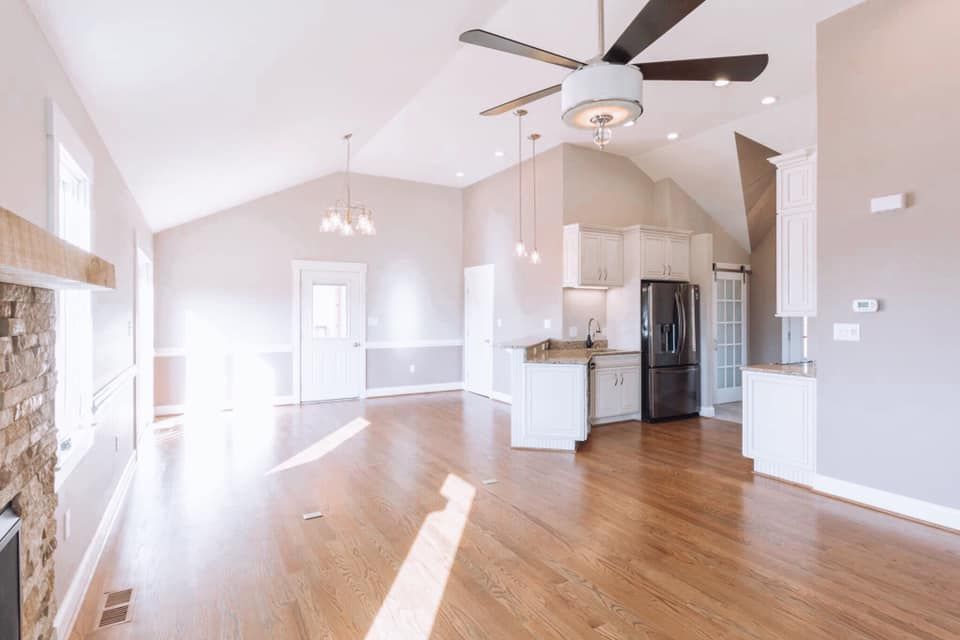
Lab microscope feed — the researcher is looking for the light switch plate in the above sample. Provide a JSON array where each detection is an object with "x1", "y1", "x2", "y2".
[
  {"x1": 833, "y1": 323, "x2": 861, "y2": 342},
  {"x1": 409, "y1": 364, "x2": 416, "y2": 374},
  {"x1": 497, "y1": 318, "x2": 503, "y2": 328},
  {"x1": 543, "y1": 319, "x2": 552, "y2": 329},
  {"x1": 568, "y1": 326, "x2": 578, "y2": 338}
]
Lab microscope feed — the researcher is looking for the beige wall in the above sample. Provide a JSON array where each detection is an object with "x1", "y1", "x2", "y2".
[
  {"x1": 153, "y1": 172, "x2": 464, "y2": 403},
  {"x1": 748, "y1": 228, "x2": 780, "y2": 365},
  {"x1": 816, "y1": 0, "x2": 960, "y2": 508},
  {"x1": 463, "y1": 146, "x2": 564, "y2": 395},
  {"x1": 0, "y1": 0, "x2": 153, "y2": 612}
]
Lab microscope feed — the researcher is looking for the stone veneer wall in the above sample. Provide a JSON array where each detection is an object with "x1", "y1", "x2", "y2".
[{"x1": 0, "y1": 283, "x2": 58, "y2": 640}]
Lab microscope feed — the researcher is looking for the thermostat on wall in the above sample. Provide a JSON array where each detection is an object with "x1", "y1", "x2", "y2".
[{"x1": 852, "y1": 299, "x2": 879, "y2": 313}]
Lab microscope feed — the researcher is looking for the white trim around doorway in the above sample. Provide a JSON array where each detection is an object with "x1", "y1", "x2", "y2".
[{"x1": 291, "y1": 260, "x2": 367, "y2": 404}]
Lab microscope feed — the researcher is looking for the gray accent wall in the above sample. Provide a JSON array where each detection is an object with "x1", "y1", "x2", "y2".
[
  {"x1": 0, "y1": 0, "x2": 154, "y2": 610},
  {"x1": 816, "y1": 0, "x2": 960, "y2": 509},
  {"x1": 153, "y1": 172, "x2": 464, "y2": 402},
  {"x1": 366, "y1": 346, "x2": 462, "y2": 389}
]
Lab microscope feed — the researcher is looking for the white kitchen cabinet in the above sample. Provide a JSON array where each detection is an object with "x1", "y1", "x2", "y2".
[
  {"x1": 742, "y1": 367, "x2": 816, "y2": 486},
  {"x1": 638, "y1": 229, "x2": 690, "y2": 281},
  {"x1": 770, "y1": 148, "x2": 817, "y2": 317},
  {"x1": 591, "y1": 354, "x2": 641, "y2": 423},
  {"x1": 563, "y1": 224, "x2": 624, "y2": 287}
]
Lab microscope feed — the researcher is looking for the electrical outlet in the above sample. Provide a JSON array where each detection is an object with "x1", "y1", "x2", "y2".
[
  {"x1": 543, "y1": 318, "x2": 552, "y2": 330},
  {"x1": 568, "y1": 326, "x2": 578, "y2": 338},
  {"x1": 409, "y1": 364, "x2": 416, "y2": 374}
]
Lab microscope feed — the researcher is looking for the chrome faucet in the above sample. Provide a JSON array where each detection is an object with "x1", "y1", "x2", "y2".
[{"x1": 586, "y1": 317, "x2": 599, "y2": 349}]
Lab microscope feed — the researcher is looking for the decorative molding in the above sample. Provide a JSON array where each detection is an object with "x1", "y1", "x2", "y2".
[
  {"x1": 812, "y1": 474, "x2": 960, "y2": 533},
  {"x1": 155, "y1": 344, "x2": 293, "y2": 358},
  {"x1": 54, "y1": 453, "x2": 136, "y2": 639},
  {"x1": 154, "y1": 395, "x2": 297, "y2": 417},
  {"x1": 699, "y1": 405, "x2": 716, "y2": 418},
  {"x1": 365, "y1": 382, "x2": 463, "y2": 399},
  {"x1": 366, "y1": 339, "x2": 463, "y2": 350},
  {"x1": 92, "y1": 364, "x2": 137, "y2": 415},
  {"x1": 490, "y1": 391, "x2": 512, "y2": 405}
]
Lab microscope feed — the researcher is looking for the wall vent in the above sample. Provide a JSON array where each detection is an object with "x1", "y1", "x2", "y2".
[{"x1": 94, "y1": 588, "x2": 134, "y2": 630}]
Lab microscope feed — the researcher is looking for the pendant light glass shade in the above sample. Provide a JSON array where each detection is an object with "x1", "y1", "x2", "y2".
[{"x1": 320, "y1": 134, "x2": 376, "y2": 237}]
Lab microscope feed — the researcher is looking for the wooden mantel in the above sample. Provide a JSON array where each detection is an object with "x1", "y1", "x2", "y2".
[{"x1": 0, "y1": 206, "x2": 115, "y2": 290}]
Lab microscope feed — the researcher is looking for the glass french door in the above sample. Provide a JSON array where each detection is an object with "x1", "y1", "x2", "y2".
[{"x1": 715, "y1": 272, "x2": 747, "y2": 404}]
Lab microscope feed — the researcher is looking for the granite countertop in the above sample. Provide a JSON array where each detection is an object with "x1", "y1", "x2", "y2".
[{"x1": 741, "y1": 362, "x2": 816, "y2": 378}]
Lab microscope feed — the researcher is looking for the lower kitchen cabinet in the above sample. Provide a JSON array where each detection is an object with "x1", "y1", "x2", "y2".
[{"x1": 591, "y1": 355, "x2": 641, "y2": 423}]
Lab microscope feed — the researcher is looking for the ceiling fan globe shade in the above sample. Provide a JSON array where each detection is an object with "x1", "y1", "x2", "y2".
[{"x1": 561, "y1": 64, "x2": 644, "y2": 129}]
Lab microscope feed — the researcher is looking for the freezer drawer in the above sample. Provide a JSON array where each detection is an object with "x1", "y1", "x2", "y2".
[{"x1": 644, "y1": 365, "x2": 700, "y2": 420}]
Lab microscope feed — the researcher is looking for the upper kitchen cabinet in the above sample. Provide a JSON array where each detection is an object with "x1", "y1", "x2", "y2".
[
  {"x1": 638, "y1": 228, "x2": 691, "y2": 281},
  {"x1": 770, "y1": 148, "x2": 817, "y2": 317},
  {"x1": 563, "y1": 224, "x2": 624, "y2": 287}
]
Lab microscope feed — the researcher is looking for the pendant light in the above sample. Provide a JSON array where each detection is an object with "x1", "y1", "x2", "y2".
[
  {"x1": 513, "y1": 109, "x2": 527, "y2": 258},
  {"x1": 320, "y1": 133, "x2": 376, "y2": 237},
  {"x1": 528, "y1": 133, "x2": 541, "y2": 264}
]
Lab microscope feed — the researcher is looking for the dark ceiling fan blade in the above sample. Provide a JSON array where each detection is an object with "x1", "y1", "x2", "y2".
[
  {"x1": 460, "y1": 29, "x2": 583, "y2": 70},
  {"x1": 635, "y1": 54, "x2": 769, "y2": 81},
  {"x1": 603, "y1": 0, "x2": 707, "y2": 64},
  {"x1": 480, "y1": 85, "x2": 562, "y2": 116}
]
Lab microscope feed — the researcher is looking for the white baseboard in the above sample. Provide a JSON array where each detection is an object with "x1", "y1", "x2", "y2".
[
  {"x1": 591, "y1": 412, "x2": 643, "y2": 426},
  {"x1": 365, "y1": 382, "x2": 463, "y2": 398},
  {"x1": 490, "y1": 391, "x2": 512, "y2": 405},
  {"x1": 699, "y1": 405, "x2": 716, "y2": 418},
  {"x1": 55, "y1": 453, "x2": 137, "y2": 638},
  {"x1": 155, "y1": 395, "x2": 297, "y2": 417},
  {"x1": 812, "y1": 474, "x2": 960, "y2": 532}
]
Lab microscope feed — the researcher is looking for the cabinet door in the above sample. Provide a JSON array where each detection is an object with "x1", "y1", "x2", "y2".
[
  {"x1": 777, "y1": 210, "x2": 816, "y2": 316},
  {"x1": 640, "y1": 233, "x2": 668, "y2": 279},
  {"x1": 580, "y1": 232, "x2": 605, "y2": 285},
  {"x1": 778, "y1": 161, "x2": 816, "y2": 213},
  {"x1": 525, "y1": 365, "x2": 587, "y2": 440},
  {"x1": 593, "y1": 369, "x2": 621, "y2": 419},
  {"x1": 619, "y1": 367, "x2": 641, "y2": 414},
  {"x1": 666, "y1": 236, "x2": 690, "y2": 281},
  {"x1": 602, "y1": 234, "x2": 624, "y2": 285}
]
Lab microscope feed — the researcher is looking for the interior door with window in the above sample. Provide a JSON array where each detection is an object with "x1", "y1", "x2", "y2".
[
  {"x1": 714, "y1": 272, "x2": 747, "y2": 404},
  {"x1": 300, "y1": 268, "x2": 365, "y2": 402},
  {"x1": 464, "y1": 265, "x2": 494, "y2": 397}
]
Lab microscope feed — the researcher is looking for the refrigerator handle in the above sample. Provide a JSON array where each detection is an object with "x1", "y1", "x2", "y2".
[{"x1": 675, "y1": 290, "x2": 686, "y2": 356}]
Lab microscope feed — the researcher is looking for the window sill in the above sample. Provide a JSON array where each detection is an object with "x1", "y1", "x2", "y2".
[{"x1": 54, "y1": 428, "x2": 95, "y2": 492}]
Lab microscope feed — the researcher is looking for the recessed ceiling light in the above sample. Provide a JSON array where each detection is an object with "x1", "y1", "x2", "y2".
[
  {"x1": 494, "y1": 150, "x2": 505, "y2": 157},
  {"x1": 455, "y1": 171, "x2": 465, "y2": 177},
  {"x1": 623, "y1": 120, "x2": 636, "y2": 128},
  {"x1": 667, "y1": 132, "x2": 680, "y2": 141},
  {"x1": 761, "y1": 95, "x2": 778, "y2": 105},
  {"x1": 714, "y1": 78, "x2": 731, "y2": 87}
]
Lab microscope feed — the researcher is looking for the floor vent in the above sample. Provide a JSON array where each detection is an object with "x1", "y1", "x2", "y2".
[{"x1": 95, "y1": 588, "x2": 135, "y2": 630}]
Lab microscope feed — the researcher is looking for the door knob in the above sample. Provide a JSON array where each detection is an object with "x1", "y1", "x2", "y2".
[{"x1": 353, "y1": 342, "x2": 361, "y2": 347}]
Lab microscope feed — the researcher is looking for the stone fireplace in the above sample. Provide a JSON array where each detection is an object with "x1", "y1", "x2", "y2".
[
  {"x1": 0, "y1": 283, "x2": 59, "y2": 640},
  {"x1": 1, "y1": 206, "x2": 116, "y2": 640}
]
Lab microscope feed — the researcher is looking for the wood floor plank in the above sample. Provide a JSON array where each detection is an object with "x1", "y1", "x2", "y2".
[{"x1": 68, "y1": 392, "x2": 960, "y2": 639}]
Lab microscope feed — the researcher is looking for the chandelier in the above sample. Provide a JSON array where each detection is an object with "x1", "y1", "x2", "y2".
[{"x1": 320, "y1": 133, "x2": 376, "y2": 236}]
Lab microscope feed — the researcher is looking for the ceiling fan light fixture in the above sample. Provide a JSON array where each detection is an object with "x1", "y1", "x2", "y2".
[{"x1": 561, "y1": 64, "x2": 644, "y2": 129}]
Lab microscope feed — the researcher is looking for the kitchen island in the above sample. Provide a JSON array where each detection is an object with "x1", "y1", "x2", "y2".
[
  {"x1": 741, "y1": 362, "x2": 817, "y2": 485},
  {"x1": 501, "y1": 338, "x2": 641, "y2": 451}
]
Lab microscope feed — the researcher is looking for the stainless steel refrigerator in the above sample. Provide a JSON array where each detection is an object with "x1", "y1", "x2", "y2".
[{"x1": 641, "y1": 282, "x2": 700, "y2": 420}]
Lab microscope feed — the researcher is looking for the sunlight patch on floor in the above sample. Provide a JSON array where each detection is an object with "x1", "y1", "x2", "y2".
[
  {"x1": 266, "y1": 416, "x2": 371, "y2": 475},
  {"x1": 365, "y1": 473, "x2": 476, "y2": 640}
]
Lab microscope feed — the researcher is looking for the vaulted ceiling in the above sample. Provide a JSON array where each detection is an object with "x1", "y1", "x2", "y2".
[{"x1": 29, "y1": 0, "x2": 862, "y2": 232}]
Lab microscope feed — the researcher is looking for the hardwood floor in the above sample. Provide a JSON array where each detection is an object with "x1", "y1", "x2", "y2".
[{"x1": 70, "y1": 392, "x2": 960, "y2": 639}]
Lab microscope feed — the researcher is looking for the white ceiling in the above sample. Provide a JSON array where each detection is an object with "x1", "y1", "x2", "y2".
[{"x1": 29, "y1": 0, "x2": 862, "y2": 231}]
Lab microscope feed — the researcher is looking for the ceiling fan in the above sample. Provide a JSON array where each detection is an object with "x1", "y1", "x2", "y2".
[{"x1": 459, "y1": 0, "x2": 769, "y2": 148}]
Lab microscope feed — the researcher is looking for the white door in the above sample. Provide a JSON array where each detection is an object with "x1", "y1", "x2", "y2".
[
  {"x1": 135, "y1": 247, "x2": 154, "y2": 442},
  {"x1": 640, "y1": 233, "x2": 668, "y2": 279},
  {"x1": 715, "y1": 272, "x2": 747, "y2": 404},
  {"x1": 602, "y1": 234, "x2": 624, "y2": 285},
  {"x1": 667, "y1": 236, "x2": 690, "y2": 281},
  {"x1": 592, "y1": 369, "x2": 621, "y2": 419},
  {"x1": 580, "y1": 232, "x2": 604, "y2": 285},
  {"x1": 299, "y1": 268, "x2": 365, "y2": 402},
  {"x1": 464, "y1": 265, "x2": 494, "y2": 397},
  {"x1": 619, "y1": 367, "x2": 641, "y2": 414}
]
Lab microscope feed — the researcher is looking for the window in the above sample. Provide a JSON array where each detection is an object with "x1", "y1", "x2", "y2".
[
  {"x1": 47, "y1": 101, "x2": 95, "y2": 480},
  {"x1": 312, "y1": 284, "x2": 348, "y2": 338}
]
